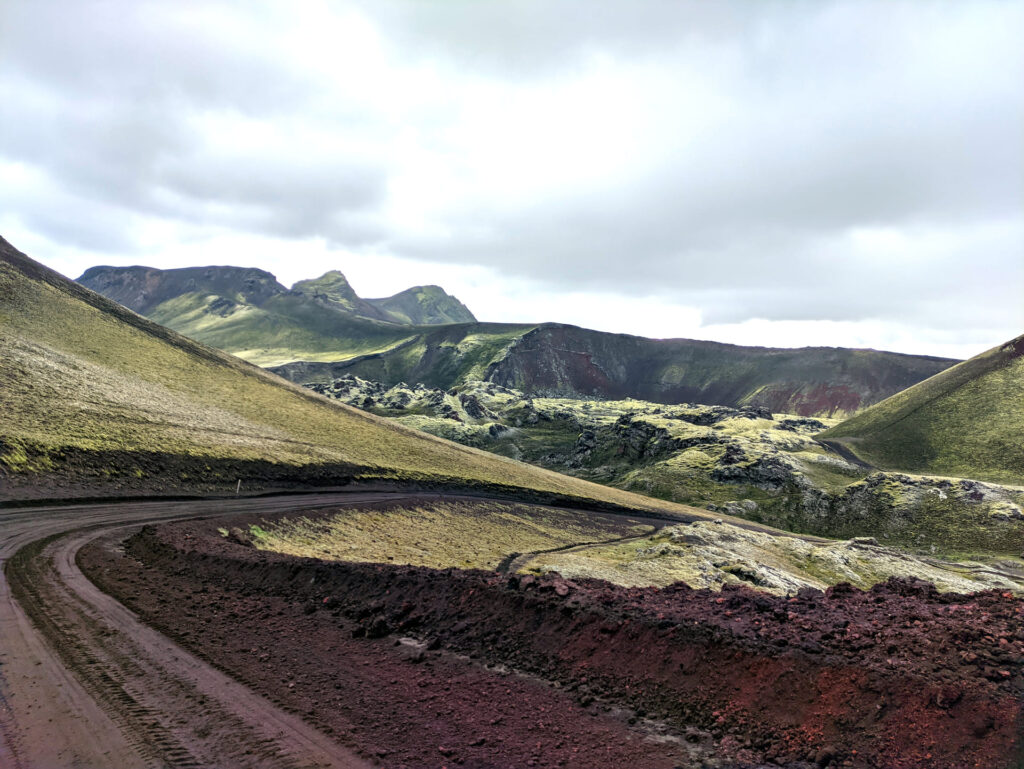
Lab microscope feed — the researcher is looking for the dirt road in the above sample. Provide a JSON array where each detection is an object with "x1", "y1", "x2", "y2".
[
  {"x1": 1, "y1": 491, "x2": 1021, "y2": 768},
  {"x1": 0, "y1": 492, "x2": 418, "y2": 768}
]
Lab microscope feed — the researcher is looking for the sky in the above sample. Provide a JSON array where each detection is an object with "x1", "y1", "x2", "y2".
[{"x1": 1, "y1": 1, "x2": 1021, "y2": 359}]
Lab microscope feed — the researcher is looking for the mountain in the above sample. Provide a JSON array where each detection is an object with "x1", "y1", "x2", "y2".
[
  {"x1": 78, "y1": 264, "x2": 476, "y2": 330},
  {"x1": 0, "y1": 234, "x2": 693, "y2": 513},
  {"x1": 79, "y1": 265, "x2": 957, "y2": 418},
  {"x1": 274, "y1": 323, "x2": 957, "y2": 418},
  {"x1": 366, "y1": 284, "x2": 476, "y2": 325},
  {"x1": 291, "y1": 269, "x2": 398, "y2": 323},
  {"x1": 819, "y1": 333, "x2": 1024, "y2": 485},
  {"x1": 77, "y1": 264, "x2": 286, "y2": 315}
]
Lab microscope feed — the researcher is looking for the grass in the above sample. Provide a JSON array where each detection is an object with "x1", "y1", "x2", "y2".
[
  {"x1": 820, "y1": 335, "x2": 1024, "y2": 485},
  {"x1": 149, "y1": 291, "x2": 421, "y2": 367},
  {"x1": 0, "y1": 237, "x2": 736, "y2": 518},
  {"x1": 245, "y1": 498, "x2": 1024, "y2": 596},
  {"x1": 243, "y1": 500, "x2": 653, "y2": 570}
]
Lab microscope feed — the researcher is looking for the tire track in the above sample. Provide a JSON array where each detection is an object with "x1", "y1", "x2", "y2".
[{"x1": 0, "y1": 493, "x2": 413, "y2": 768}]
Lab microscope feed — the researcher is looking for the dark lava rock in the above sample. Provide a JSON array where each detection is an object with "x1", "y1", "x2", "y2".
[
  {"x1": 459, "y1": 393, "x2": 489, "y2": 420},
  {"x1": 720, "y1": 444, "x2": 746, "y2": 465},
  {"x1": 366, "y1": 617, "x2": 391, "y2": 639},
  {"x1": 710, "y1": 456, "x2": 794, "y2": 491},
  {"x1": 779, "y1": 417, "x2": 828, "y2": 432}
]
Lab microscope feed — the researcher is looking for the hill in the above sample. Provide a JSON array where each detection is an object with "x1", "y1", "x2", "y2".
[
  {"x1": 819, "y1": 334, "x2": 1024, "y2": 485},
  {"x1": 77, "y1": 264, "x2": 475, "y2": 344},
  {"x1": 79, "y1": 265, "x2": 956, "y2": 418},
  {"x1": 274, "y1": 323, "x2": 956, "y2": 418},
  {"x1": 0, "y1": 234, "x2": 707, "y2": 513},
  {"x1": 366, "y1": 284, "x2": 479, "y2": 325}
]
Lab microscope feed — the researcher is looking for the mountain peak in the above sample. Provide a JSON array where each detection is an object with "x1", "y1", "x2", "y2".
[
  {"x1": 292, "y1": 270, "x2": 357, "y2": 297},
  {"x1": 78, "y1": 262, "x2": 477, "y2": 329},
  {"x1": 367, "y1": 284, "x2": 476, "y2": 325}
]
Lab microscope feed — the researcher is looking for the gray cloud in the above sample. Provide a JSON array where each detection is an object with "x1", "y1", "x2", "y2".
[{"x1": 0, "y1": 0, "x2": 1020, "y2": 342}]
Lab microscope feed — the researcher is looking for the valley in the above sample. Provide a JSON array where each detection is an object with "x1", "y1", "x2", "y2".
[
  {"x1": 78, "y1": 265, "x2": 957, "y2": 417},
  {"x1": 4, "y1": 5, "x2": 1018, "y2": 767},
  {"x1": 306, "y1": 375, "x2": 1024, "y2": 560},
  {"x1": 2, "y1": 235, "x2": 1022, "y2": 768}
]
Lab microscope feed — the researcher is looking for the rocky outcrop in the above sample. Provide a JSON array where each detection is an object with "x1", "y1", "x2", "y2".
[{"x1": 307, "y1": 374, "x2": 1024, "y2": 556}]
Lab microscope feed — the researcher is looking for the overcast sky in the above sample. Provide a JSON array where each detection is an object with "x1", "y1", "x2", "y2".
[{"x1": 2, "y1": 1, "x2": 1021, "y2": 358}]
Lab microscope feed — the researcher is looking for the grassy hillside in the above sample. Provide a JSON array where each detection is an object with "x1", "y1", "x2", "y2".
[
  {"x1": 148, "y1": 291, "x2": 420, "y2": 366},
  {"x1": 819, "y1": 335, "x2": 1024, "y2": 485},
  {"x1": 81, "y1": 266, "x2": 956, "y2": 418},
  {"x1": 0, "y1": 234, "x2": 721, "y2": 517},
  {"x1": 305, "y1": 375, "x2": 1024, "y2": 557},
  {"x1": 274, "y1": 324, "x2": 955, "y2": 418}
]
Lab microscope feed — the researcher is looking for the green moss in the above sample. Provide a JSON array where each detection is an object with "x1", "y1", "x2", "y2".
[
  {"x1": 248, "y1": 500, "x2": 650, "y2": 571},
  {"x1": 0, "y1": 250, "x2": 720, "y2": 518},
  {"x1": 821, "y1": 335, "x2": 1024, "y2": 485}
]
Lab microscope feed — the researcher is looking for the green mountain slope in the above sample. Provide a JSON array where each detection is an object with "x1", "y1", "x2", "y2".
[
  {"x1": 79, "y1": 266, "x2": 957, "y2": 417},
  {"x1": 77, "y1": 265, "x2": 477, "y2": 365},
  {"x1": 0, "y1": 234, "x2": 706, "y2": 514},
  {"x1": 819, "y1": 334, "x2": 1024, "y2": 485},
  {"x1": 273, "y1": 323, "x2": 956, "y2": 418},
  {"x1": 366, "y1": 285, "x2": 476, "y2": 325},
  {"x1": 147, "y1": 291, "x2": 420, "y2": 366},
  {"x1": 291, "y1": 270, "x2": 399, "y2": 323}
]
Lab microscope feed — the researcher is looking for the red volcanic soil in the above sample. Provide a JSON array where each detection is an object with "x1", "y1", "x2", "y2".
[
  {"x1": 80, "y1": 513, "x2": 1024, "y2": 769},
  {"x1": 755, "y1": 384, "x2": 864, "y2": 418}
]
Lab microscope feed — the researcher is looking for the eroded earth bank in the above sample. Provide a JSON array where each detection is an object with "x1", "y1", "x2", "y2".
[{"x1": 79, "y1": 504, "x2": 1024, "y2": 769}]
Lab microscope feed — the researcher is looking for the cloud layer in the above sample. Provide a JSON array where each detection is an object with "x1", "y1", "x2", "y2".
[{"x1": 1, "y1": 0, "x2": 1021, "y2": 357}]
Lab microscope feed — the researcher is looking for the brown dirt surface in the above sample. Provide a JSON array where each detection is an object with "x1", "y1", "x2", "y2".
[
  {"x1": 81, "y1": 542, "x2": 710, "y2": 768},
  {"x1": 80, "y1": 508, "x2": 1024, "y2": 769},
  {"x1": 0, "y1": 494, "x2": 414, "y2": 768}
]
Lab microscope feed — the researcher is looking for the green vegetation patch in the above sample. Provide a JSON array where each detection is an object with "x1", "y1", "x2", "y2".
[
  {"x1": 527, "y1": 521, "x2": 1024, "y2": 595},
  {"x1": 246, "y1": 500, "x2": 654, "y2": 570},
  {"x1": 821, "y1": 334, "x2": 1024, "y2": 485}
]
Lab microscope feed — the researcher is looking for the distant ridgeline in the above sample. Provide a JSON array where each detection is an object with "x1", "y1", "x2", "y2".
[
  {"x1": 78, "y1": 264, "x2": 476, "y2": 328},
  {"x1": 79, "y1": 265, "x2": 956, "y2": 418}
]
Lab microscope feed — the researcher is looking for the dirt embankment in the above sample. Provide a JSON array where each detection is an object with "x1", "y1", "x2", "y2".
[{"x1": 82, "y1": 517, "x2": 1024, "y2": 769}]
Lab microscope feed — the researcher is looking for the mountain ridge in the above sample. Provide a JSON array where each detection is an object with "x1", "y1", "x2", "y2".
[
  {"x1": 1, "y1": 234, "x2": 705, "y2": 516},
  {"x1": 272, "y1": 321, "x2": 957, "y2": 418},
  {"x1": 77, "y1": 263, "x2": 958, "y2": 418},
  {"x1": 78, "y1": 264, "x2": 477, "y2": 327}
]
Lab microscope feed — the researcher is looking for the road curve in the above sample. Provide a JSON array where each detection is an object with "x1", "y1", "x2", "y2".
[
  {"x1": 0, "y1": 492, "x2": 418, "y2": 769},
  {"x1": 0, "y1": 489, "x2": 862, "y2": 767}
]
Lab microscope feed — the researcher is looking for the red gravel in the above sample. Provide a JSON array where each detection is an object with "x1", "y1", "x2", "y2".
[{"x1": 80, "y1": 515, "x2": 1024, "y2": 769}]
